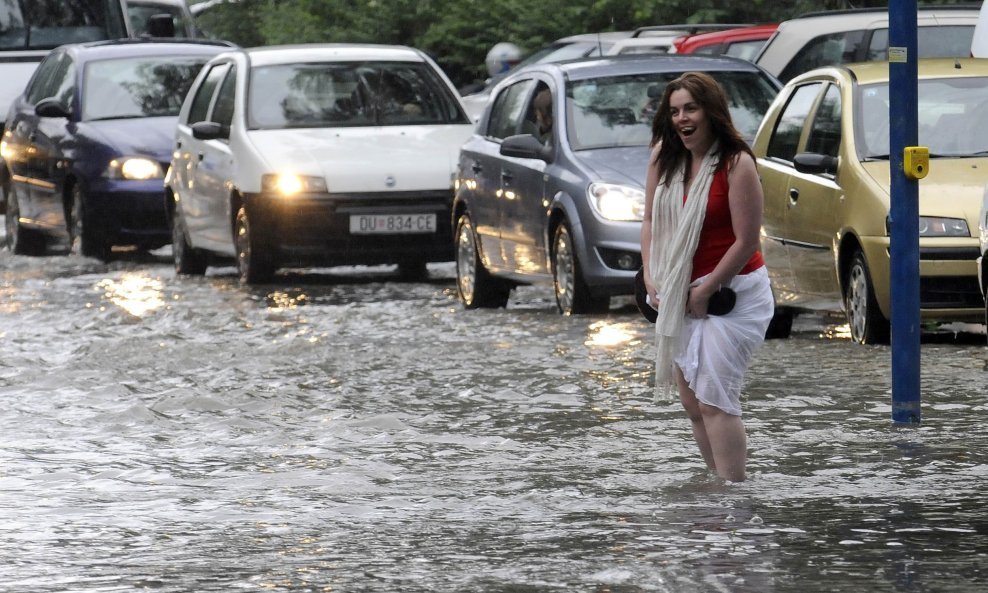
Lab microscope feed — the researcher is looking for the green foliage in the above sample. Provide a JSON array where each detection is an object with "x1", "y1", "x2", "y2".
[{"x1": 188, "y1": 0, "x2": 977, "y2": 88}]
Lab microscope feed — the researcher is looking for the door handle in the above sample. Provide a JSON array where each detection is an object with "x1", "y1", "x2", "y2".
[
  {"x1": 176, "y1": 141, "x2": 182, "y2": 149},
  {"x1": 501, "y1": 170, "x2": 513, "y2": 184},
  {"x1": 471, "y1": 163, "x2": 482, "y2": 174},
  {"x1": 197, "y1": 152, "x2": 204, "y2": 162},
  {"x1": 788, "y1": 187, "x2": 799, "y2": 205}
]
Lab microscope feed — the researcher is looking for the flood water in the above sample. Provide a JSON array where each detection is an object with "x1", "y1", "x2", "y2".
[{"x1": 1, "y1": 234, "x2": 987, "y2": 592}]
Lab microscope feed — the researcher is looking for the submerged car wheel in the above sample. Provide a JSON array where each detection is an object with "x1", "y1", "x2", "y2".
[
  {"x1": 455, "y1": 214, "x2": 509, "y2": 308},
  {"x1": 552, "y1": 222, "x2": 609, "y2": 315},
  {"x1": 69, "y1": 185, "x2": 110, "y2": 261},
  {"x1": 235, "y1": 205, "x2": 275, "y2": 284},
  {"x1": 171, "y1": 203, "x2": 207, "y2": 276},
  {"x1": 844, "y1": 249, "x2": 890, "y2": 344},
  {"x1": 4, "y1": 183, "x2": 44, "y2": 255}
]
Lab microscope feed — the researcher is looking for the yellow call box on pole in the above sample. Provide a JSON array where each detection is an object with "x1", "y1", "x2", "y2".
[{"x1": 903, "y1": 146, "x2": 929, "y2": 180}]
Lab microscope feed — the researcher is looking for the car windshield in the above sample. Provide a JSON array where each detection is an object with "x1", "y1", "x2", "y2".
[
  {"x1": 565, "y1": 70, "x2": 777, "y2": 150},
  {"x1": 857, "y1": 77, "x2": 988, "y2": 159},
  {"x1": 82, "y1": 55, "x2": 211, "y2": 121},
  {"x1": 247, "y1": 61, "x2": 467, "y2": 129}
]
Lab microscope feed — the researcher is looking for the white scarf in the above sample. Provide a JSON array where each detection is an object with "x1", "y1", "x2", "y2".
[{"x1": 649, "y1": 142, "x2": 720, "y2": 400}]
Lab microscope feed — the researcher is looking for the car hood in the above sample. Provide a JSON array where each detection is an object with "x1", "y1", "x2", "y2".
[
  {"x1": 81, "y1": 117, "x2": 178, "y2": 162},
  {"x1": 246, "y1": 125, "x2": 474, "y2": 192},
  {"x1": 572, "y1": 146, "x2": 651, "y2": 188},
  {"x1": 861, "y1": 158, "x2": 988, "y2": 225}
]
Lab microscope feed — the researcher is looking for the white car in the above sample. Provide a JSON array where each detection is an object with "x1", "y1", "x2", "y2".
[{"x1": 165, "y1": 44, "x2": 475, "y2": 283}]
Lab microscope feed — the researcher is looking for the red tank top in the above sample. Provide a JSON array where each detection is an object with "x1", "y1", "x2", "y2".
[{"x1": 686, "y1": 166, "x2": 764, "y2": 281}]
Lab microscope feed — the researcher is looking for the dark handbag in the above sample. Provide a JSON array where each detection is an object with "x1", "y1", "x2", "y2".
[{"x1": 707, "y1": 286, "x2": 736, "y2": 316}]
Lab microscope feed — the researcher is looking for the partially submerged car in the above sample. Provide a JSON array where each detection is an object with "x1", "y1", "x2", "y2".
[
  {"x1": 453, "y1": 55, "x2": 781, "y2": 314},
  {"x1": 165, "y1": 43, "x2": 475, "y2": 283}
]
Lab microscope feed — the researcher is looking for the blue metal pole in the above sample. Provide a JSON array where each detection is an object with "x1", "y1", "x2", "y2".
[{"x1": 888, "y1": 0, "x2": 921, "y2": 423}]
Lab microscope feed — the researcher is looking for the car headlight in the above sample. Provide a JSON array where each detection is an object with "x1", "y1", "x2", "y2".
[
  {"x1": 105, "y1": 157, "x2": 164, "y2": 180},
  {"x1": 261, "y1": 173, "x2": 328, "y2": 196},
  {"x1": 918, "y1": 216, "x2": 969, "y2": 237},
  {"x1": 587, "y1": 182, "x2": 645, "y2": 221}
]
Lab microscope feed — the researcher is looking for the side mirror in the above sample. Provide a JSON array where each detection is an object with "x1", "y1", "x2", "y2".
[
  {"x1": 793, "y1": 152, "x2": 838, "y2": 175},
  {"x1": 147, "y1": 14, "x2": 176, "y2": 38},
  {"x1": 500, "y1": 134, "x2": 551, "y2": 162},
  {"x1": 35, "y1": 98, "x2": 71, "y2": 119},
  {"x1": 191, "y1": 121, "x2": 229, "y2": 141}
]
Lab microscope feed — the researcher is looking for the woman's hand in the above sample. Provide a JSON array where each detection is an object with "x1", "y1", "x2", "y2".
[{"x1": 686, "y1": 284, "x2": 712, "y2": 319}]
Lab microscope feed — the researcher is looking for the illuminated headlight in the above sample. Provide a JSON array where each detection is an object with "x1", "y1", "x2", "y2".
[
  {"x1": 261, "y1": 173, "x2": 328, "y2": 196},
  {"x1": 918, "y1": 216, "x2": 970, "y2": 237},
  {"x1": 588, "y1": 182, "x2": 645, "y2": 221},
  {"x1": 105, "y1": 157, "x2": 164, "y2": 180},
  {"x1": 0, "y1": 139, "x2": 11, "y2": 160}
]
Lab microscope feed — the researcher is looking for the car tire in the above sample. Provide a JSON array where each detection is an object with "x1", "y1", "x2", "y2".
[
  {"x1": 844, "y1": 249, "x2": 890, "y2": 344},
  {"x1": 455, "y1": 213, "x2": 509, "y2": 308},
  {"x1": 235, "y1": 205, "x2": 275, "y2": 284},
  {"x1": 4, "y1": 182, "x2": 45, "y2": 255},
  {"x1": 69, "y1": 185, "x2": 110, "y2": 261},
  {"x1": 765, "y1": 307, "x2": 794, "y2": 339},
  {"x1": 171, "y1": 203, "x2": 207, "y2": 276},
  {"x1": 552, "y1": 222, "x2": 609, "y2": 315}
]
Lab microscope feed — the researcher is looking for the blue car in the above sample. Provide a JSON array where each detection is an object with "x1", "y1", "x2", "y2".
[
  {"x1": 2, "y1": 39, "x2": 231, "y2": 259},
  {"x1": 453, "y1": 54, "x2": 781, "y2": 314}
]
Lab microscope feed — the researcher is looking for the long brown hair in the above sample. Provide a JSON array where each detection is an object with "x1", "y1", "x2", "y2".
[{"x1": 649, "y1": 72, "x2": 752, "y2": 185}]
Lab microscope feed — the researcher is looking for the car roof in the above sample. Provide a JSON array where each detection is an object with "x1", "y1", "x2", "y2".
[
  {"x1": 239, "y1": 43, "x2": 427, "y2": 66},
  {"x1": 777, "y1": 5, "x2": 978, "y2": 32},
  {"x1": 556, "y1": 31, "x2": 634, "y2": 44},
  {"x1": 62, "y1": 39, "x2": 235, "y2": 61},
  {"x1": 677, "y1": 23, "x2": 779, "y2": 48},
  {"x1": 797, "y1": 57, "x2": 988, "y2": 85},
  {"x1": 542, "y1": 54, "x2": 775, "y2": 82}
]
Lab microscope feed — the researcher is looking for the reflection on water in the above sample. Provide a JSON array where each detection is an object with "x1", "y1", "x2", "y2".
[{"x1": 0, "y1": 254, "x2": 986, "y2": 592}]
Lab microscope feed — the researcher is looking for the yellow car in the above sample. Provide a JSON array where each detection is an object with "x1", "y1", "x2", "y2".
[{"x1": 753, "y1": 59, "x2": 988, "y2": 343}]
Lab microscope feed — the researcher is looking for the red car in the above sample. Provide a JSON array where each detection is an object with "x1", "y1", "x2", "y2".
[{"x1": 673, "y1": 24, "x2": 779, "y2": 61}]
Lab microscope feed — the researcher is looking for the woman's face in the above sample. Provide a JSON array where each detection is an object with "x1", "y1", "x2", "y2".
[{"x1": 668, "y1": 88, "x2": 712, "y2": 154}]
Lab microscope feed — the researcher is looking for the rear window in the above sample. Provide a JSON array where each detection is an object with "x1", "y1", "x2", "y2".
[
  {"x1": 247, "y1": 61, "x2": 469, "y2": 129},
  {"x1": 565, "y1": 70, "x2": 778, "y2": 150},
  {"x1": 0, "y1": 0, "x2": 124, "y2": 50}
]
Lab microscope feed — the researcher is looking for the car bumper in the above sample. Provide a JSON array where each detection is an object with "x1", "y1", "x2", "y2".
[
  {"x1": 85, "y1": 178, "x2": 170, "y2": 246},
  {"x1": 244, "y1": 189, "x2": 455, "y2": 266},
  {"x1": 573, "y1": 218, "x2": 642, "y2": 297},
  {"x1": 860, "y1": 235, "x2": 984, "y2": 321}
]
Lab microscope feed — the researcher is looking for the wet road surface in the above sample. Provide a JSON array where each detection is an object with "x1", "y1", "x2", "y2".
[{"x1": 1, "y1": 236, "x2": 987, "y2": 592}]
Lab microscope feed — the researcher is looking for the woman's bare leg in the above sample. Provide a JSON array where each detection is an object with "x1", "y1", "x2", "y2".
[
  {"x1": 699, "y1": 403, "x2": 747, "y2": 482},
  {"x1": 676, "y1": 367, "x2": 716, "y2": 471}
]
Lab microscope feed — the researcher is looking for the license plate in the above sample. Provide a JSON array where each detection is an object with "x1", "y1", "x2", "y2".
[{"x1": 349, "y1": 213, "x2": 437, "y2": 234}]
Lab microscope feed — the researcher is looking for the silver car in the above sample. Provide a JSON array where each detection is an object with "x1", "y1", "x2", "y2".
[{"x1": 452, "y1": 55, "x2": 780, "y2": 314}]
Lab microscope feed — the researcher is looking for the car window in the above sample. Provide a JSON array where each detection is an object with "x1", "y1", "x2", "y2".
[
  {"x1": 247, "y1": 61, "x2": 468, "y2": 130},
  {"x1": 82, "y1": 55, "x2": 211, "y2": 121},
  {"x1": 767, "y1": 82, "x2": 823, "y2": 161},
  {"x1": 187, "y1": 62, "x2": 229, "y2": 124},
  {"x1": 725, "y1": 39, "x2": 767, "y2": 61},
  {"x1": 210, "y1": 65, "x2": 237, "y2": 126},
  {"x1": 567, "y1": 70, "x2": 777, "y2": 150},
  {"x1": 857, "y1": 76, "x2": 988, "y2": 158},
  {"x1": 25, "y1": 51, "x2": 67, "y2": 104},
  {"x1": 866, "y1": 26, "x2": 976, "y2": 61},
  {"x1": 778, "y1": 31, "x2": 865, "y2": 83},
  {"x1": 486, "y1": 80, "x2": 533, "y2": 140},
  {"x1": 805, "y1": 84, "x2": 841, "y2": 158},
  {"x1": 51, "y1": 57, "x2": 76, "y2": 107}
]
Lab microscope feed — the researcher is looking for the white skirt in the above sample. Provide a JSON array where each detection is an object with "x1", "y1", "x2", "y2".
[{"x1": 674, "y1": 266, "x2": 773, "y2": 416}]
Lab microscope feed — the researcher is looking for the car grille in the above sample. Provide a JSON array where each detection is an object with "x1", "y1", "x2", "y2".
[{"x1": 919, "y1": 276, "x2": 985, "y2": 309}]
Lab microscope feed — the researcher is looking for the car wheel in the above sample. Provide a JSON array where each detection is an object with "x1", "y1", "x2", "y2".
[
  {"x1": 69, "y1": 185, "x2": 110, "y2": 261},
  {"x1": 844, "y1": 249, "x2": 890, "y2": 344},
  {"x1": 4, "y1": 182, "x2": 45, "y2": 255},
  {"x1": 552, "y1": 222, "x2": 608, "y2": 315},
  {"x1": 171, "y1": 203, "x2": 207, "y2": 276},
  {"x1": 235, "y1": 205, "x2": 275, "y2": 284},
  {"x1": 455, "y1": 213, "x2": 509, "y2": 308},
  {"x1": 765, "y1": 307, "x2": 794, "y2": 339}
]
